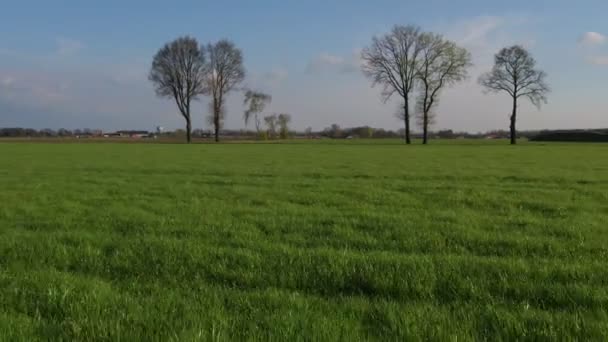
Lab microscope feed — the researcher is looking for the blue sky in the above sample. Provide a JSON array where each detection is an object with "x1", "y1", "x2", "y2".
[{"x1": 1, "y1": 0, "x2": 607, "y2": 132}]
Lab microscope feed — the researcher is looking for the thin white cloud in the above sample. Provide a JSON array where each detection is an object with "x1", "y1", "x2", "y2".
[
  {"x1": 579, "y1": 32, "x2": 606, "y2": 46},
  {"x1": 1, "y1": 76, "x2": 15, "y2": 87},
  {"x1": 587, "y1": 56, "x2": 608, "y2": 66},
  {"x1": 55, "y1": 37, "x2": 84, "y2": 56},
  {"x1": 579, "y1": 33, "x2": 608, "y2": 66},
  {"x1": 0, "y1": 37, "x2": 84, "y2": 62},
  {"x1": 306, "y1": 53, "x2": 345, "y2": 73},
  {"x1": 245, "y1": 67, "x2": 290, "y2": 90},
  {"x1": 263, "y1": 67, "x2": 288, "y2": 83},
  {"x1": 306, "y1": 51, "x2": 361, "y2": 73},
  {"x1": 456, "y1": 16, "x2": 505, "y2": 46},
  {"x1": 446, "y1": 15, "x2": 532, "y2": 61},
  {"x1": 107, "y1": 62, "x2": 148, "y2": 85}
]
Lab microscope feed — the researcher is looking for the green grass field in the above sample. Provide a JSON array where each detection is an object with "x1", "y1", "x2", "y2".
[{"x1": 1, "y1": 141, "x2": 607, "y2": 340}]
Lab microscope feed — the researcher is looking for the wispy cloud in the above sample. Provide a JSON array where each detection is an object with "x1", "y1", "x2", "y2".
[
  {"x1": 579, "y1": 32, "x2": 606, "y2": 46},
  {"x1": 306, "y1": 53, "x2": 345, "y2": 73},
  {"x1": 446, "y1": 15, "x2": 533, "y2": 59},
  {"x1": 587, "y1": 56, "x2": 608, "y2": 66},
  {"x1": 579, "y1": 32, "x2": 607, "y2": 66},
  {"x1": 55, "y1": 37, "x2": 84, "y2": 56},
  {"x1": 263, "y1": 67, "x2": 288, "y2": 83},
  {"x1": 1, "y1": 36, "x2": 84, "y2": 63},
  {"x1": 246, "y1": 67, "x2": 289, "y2": 90},
  {"x1": 1, "y1": 76, "x2": 15, "y2": 87},
  {"x1": 0, "y1": 71, "x2": 71, "y2": 111},
  {"x1": 456, "y1": 15, "x2": 506, "y2": 46},
  {"x1": 306, "y1": 51, "x2": 361, "y2": 74}
]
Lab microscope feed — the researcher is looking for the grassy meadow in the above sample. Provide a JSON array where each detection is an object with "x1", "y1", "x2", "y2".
[{"x1": 0, "y1": 140, "x2": 607, "y2": 340}]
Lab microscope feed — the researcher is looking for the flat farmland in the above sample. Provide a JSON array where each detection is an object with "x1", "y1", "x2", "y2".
[{"x1": 1, "y1": 141, "x2": 607, "y2": 340}]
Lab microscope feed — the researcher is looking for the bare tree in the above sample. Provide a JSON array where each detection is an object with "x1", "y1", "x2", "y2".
[
  {"x1": 361, "y1": 25, "x2": 423, "y2": 144},
  {"x1": 479, "y1": 45, "x2": 549, "y2": 145},
  {"x1": 416, "y1": 33, "x2": 471, "y2": 144},
  {"x1": 305, "y1": 126, "x2": 313, "y2": 139},
  {"x1": 264, "y1": 114, "x2": 278, "y2": 139},
  {"x1": 324, "y1": 124, "x2": 343, "y2": 139},
  {"x1": 204, "y1": 40, "x2": 246, "y2": 142},
  {"x1": 277, "y1": 113, "x2": 292, "y2": 139},
  {"x1": 149, "y1": 36, "x2": 206, "y2": 143},
  {"x1": 243, "y1": 90, "x2": 272, "y2": 138}
]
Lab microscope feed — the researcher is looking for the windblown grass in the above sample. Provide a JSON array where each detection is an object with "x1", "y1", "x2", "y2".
[{"x1": 0, "y1": 141, "x2": 607, "y2": 340}]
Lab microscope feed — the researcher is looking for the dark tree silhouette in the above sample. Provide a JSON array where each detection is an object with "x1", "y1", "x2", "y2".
[
  {"x1": 479, "y1": 45, "x2": 549, "y2": 145},
  {"x1": 149, "y1": 36, "x2": 206, "y2": 143},
  {"x1": 361, "y1": 25, "x2": 423, "y2": 144},
  {"x1": 204, "y1": 40, "x2": 245, "y2": 142}
]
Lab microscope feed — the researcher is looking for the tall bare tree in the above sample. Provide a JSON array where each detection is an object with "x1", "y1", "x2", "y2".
[
  {"x1": 204, "y1": 40, "x2": 246, "y2": 142},
  {"x1": 361, "y1": 25, "x2": 423, "y2": 144},
  {"x1": 149, "y1": 36, "x2": 206, "y2": 143},
  {"x1": 416, "y1": 33, "x2": 471, "y2": 144},
  {"x1": 479, "y1": 45, "x2": 549, "y2": 145},
  {"x1": 243, "y1": 90, "x2": 272, "y2": 137}
]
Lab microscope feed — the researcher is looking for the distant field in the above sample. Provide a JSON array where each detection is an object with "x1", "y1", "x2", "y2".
[{"x1": 1, "y1": 141, "x2": 607, "y2": 340}]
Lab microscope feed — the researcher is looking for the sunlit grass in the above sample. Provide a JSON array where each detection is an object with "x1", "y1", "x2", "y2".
[{"x1": 1, "y1": 141, "x2": 607, "y2": 340}]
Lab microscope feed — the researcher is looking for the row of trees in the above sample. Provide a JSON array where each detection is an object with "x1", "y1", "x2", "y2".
[
  {"x1": 0, "y1": 128, "x2": 102, "y2": 137},
  {"x1": 242, "y1": 91, "x2": 291, "y2": 139},
  {"x1": 2, "y1": 126, "x2": 580, "y2": 141},
  {"x1": 149, "y1": 36, "x2": 291, "y2": 142},
  {"x1": 150, "y1": 37, "x2": 292, "y2": 143},
  {"x1": 150, "y1": 26, "x2": 549, "y2": 145},
  {"x1": 150, "y1": 37, "x2": 241, "y2": 143},
  {"x1": 361, "y1": 25, "x2": 549, "y2": 145}
]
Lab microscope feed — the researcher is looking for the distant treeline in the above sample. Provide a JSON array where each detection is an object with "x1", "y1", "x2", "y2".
[
  {"x1": 0, "y1": 128, "x2": 102, "y2": 137},
  {"x1": 2, "y1": 126, "x2": 592, "y2": 140},
  {"x1": 529, "y1": 129, "x2": 608, "y2": 142}
]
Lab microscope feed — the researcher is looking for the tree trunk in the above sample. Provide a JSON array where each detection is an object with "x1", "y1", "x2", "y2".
[
  {"x1": 186, "y1": 118, "x2": 192, "y2": 144},
  {"x1": 214, "y1": 116, "x2": 219, "y2": 142},
  {"x1": 403, "y1": 101, "x2": 411, "y2": 145},
  {"x1": 422, "y1": 111, "x2": 428, "y2": 145},
  {"x1": 510, "y1": 96, "x2": 517, "y2": 145},
  {"x1": 255, "y1": 115, "x2": 261, "y2": 140},
  {"x1": 214, "y1": 101, "x2": 220, "y2": 143}
]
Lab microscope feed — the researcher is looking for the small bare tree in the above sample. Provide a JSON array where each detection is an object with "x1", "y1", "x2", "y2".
[
  {"x1": 277, "y1": 113, "x2": 292, "y2": 139},
  {"x1": 243, "y1": 90, "x2": 272, "y2": 137},
  {"x1": 416, "y1": 33, "x2": 471, "y2": 144},
  {"x1": 264, "y1": 114, "x2": 278, "y2": 139},
  {"x1": 305, "y1": 127, "x2": 313, "y2": 139},
  {"x1": 361, "y1": 25, "x2": 423, "y2": 144},
  {"x1": 149, "y1": 36, "x2": 206, "y2": 143},
  {"x1": 204, "y1": 40, "x2": 246, "y2": 142},
  {"x1": 479, "y1": 45, "x2": 549, "y2": 145}
]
